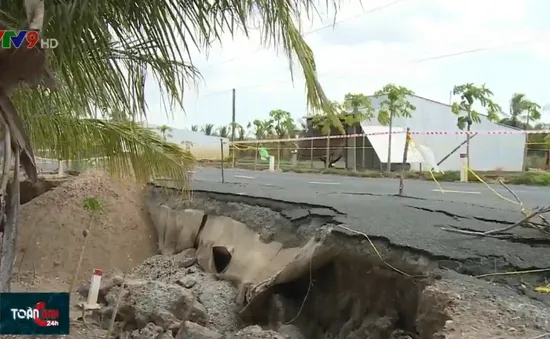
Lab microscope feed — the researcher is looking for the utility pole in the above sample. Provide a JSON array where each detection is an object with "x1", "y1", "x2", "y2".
[
  {"x1": 466, "y1": 110, "x2": 471, "y2": 176},
  {"x1": 231, "y1": 88, "x2": 236, "y2": 142},
  {"x1": 231, "y1": 89, "x2": 236, "y2": 168}
]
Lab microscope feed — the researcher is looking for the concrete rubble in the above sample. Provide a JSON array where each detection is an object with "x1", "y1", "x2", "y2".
[{"x1": 79, "y1": 254, "x2": 305, "y2": 339}]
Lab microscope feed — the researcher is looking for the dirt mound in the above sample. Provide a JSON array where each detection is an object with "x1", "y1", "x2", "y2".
[{"x1": 16, "y1": 170, "x2": 157, "y2": 284}]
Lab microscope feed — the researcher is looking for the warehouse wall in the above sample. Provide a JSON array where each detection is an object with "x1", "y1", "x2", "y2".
[{"x1": 365, "y1": 95, "x2": 525, "y2": 172}]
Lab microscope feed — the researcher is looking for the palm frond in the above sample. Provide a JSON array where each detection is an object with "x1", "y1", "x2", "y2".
[
  {"x1": 1, "y1": 0, "x2": 339, "y2": 124},
  {"x1": 25, "y1": 114, "x2": 194, "y2": 187}
]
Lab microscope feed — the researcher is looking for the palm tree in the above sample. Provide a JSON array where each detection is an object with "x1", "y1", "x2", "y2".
[
  {"x1": 499, "y1": 93, "x2": 541, "y2": 129},
  {"x1": 252, "y1": 119, "x2": 274, "y2": 139},
  {"x1": 181, "y1": 140, "x2": 193, "y2": 150},
  {"x1": 201, "y1": 124, "x2": 215, "y2": 136},
  {"x1": 190, "y1": 125, "x2": 199, "y2": 132},
  {"x1": 157, "y1": 125, "x2": 173, "y2": 141},
  {"x1": 0, "y1": 0, "x2": 340, "y2": 291},
  {"x1": 217, "y1": 126, "x2": 230, "y2": 138}
]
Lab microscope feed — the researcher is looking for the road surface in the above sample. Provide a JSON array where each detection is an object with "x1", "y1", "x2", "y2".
[
  {"x1": 189, "y1": 167, "x2": 550, "y2": 289},
  {"x1": 192, "y1": 167, "x2": 547, "y2": 209}
]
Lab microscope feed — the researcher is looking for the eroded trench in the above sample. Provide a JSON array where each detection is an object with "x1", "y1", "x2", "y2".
[{"x1": 147, "y1": 185, "x2": 451, "y2": 339}]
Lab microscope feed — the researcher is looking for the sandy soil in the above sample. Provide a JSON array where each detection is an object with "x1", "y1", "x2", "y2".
[
  {"x1": 15, "y1": 170, "x2": 157, "y2": 284},
  {"x1": 433, "y1": 270, "x2": 550, "y2": 339}
]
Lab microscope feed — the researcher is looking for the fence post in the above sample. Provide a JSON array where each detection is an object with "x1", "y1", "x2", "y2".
[
  {"x1": 351, "y1": 125, "x2": 357, "y2": 172},
  {"x1": 310, "y1": 138, "x2": 314, "y2": 169},
  {"x1": 362, "y1": 135, "x2": 366, "y2": 170},
  {"x1": 220, "y1": 139, "x2": 225, "y2": 183},
  {"x1": 277, "y1": 141, "x2": 281, "y2": 170},
  {"x1": 398, "y1": 128, "x2": 410, "y2": 196},
  {"x1": 325, "y1": 133, "x2": 330, "y2": 169},
  {"x1": 232, "y1": 145, "x2": 237, "y2": 168},
  {"x1": 58, "y1": 157, "x2": 64, "y2": 177},
  {"x1": 254, "y1": 141, "x2": 258, "y2": 171}
]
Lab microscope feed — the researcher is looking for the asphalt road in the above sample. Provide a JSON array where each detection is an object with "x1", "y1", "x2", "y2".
[
  {"x1": 192, "y1": 167, "x2": 547, "y2": 209},
  {"x1": 189, "y1": 167, "x2": 550, "y2": 276}
]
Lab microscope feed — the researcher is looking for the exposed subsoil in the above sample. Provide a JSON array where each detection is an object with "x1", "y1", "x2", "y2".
[
  {"x1": 7, "y1": 175, "x2": 550, "y2": 338},
  {"x1": 16, "y1": 170, "x2": 157, "y2": 283}
]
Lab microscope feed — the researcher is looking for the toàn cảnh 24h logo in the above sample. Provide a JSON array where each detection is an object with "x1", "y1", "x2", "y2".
[
  {"x1": 0, "y1": 292, "x2": 69, "y2": 335},
  {"x1": 11, "y1": 301, "x2": 60, "y2": 327},
  {"x1": 0, "y1": 30, "x2": 59, "y2": 49}
]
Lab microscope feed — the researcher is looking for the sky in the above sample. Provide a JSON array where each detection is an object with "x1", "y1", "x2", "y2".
[{"x1": 143, "y1": 0, "x2": 550, "y2": 131}]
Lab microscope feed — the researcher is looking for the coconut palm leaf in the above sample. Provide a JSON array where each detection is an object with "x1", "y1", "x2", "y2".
[
  {"x1": 24, "y1": 113, "x2": 194, "y2": 187},
  {"x1": 1, "y1": 0, "x2": 336, "y2": 122}
]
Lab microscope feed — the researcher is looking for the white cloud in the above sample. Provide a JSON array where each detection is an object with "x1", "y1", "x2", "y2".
[{"x1": 145, "y1": 0, "x2": 550, "y2": 129}]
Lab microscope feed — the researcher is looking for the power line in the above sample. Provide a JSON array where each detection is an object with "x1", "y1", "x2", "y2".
[
  {"x1": 199, "y1": 32, "x2": 550, "y2": 98},
  {"x1": 202, "y1": 0, "x2": 406, "y2": 69}
]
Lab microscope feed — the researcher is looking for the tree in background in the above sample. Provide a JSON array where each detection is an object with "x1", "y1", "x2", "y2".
[
  {"x1": 217, "y1": 126, "x2": 230, "y2": 138},
  {"x1": 312, "y1": 101, "x2": 342, "y2": 168},
  {"x1": 374, "y1": 84, "x2": 416, "y2": 172},
  {"x1": 451, "y1": 83, "x2": 501, "y2": 173},
  {"x1": 201, "y1": 124, "x2": 215, "y2": 136},
  {"x1": 312, "y1": 94, "x2": 374, "y2": 168},
  {"x1": 342, "y1": 93, "x2": 375, "y2": 171},
  {"x1": 238, "y1": 125, "x2": 246, "y2": 141},
  {"x1": 190, "y1": 125, "x2": 199, "y2": 132},
  {"x1": 228, "y1": 122, "x2": 247, "y2": 141},
  {"x1": 157, "y1": 125, "x2": 173, "y2": 141},
  {"x1": 252, "y1": 119, "x2": 274, "y2": 139},
  {"x1": 500, "y1": 93, "x2": 541, "y2": 129},
  {"x1": 269, "y1": 109, "x2": 296, "y2": 139},
  {"x1": 181, "y1": 140, "x2": 193, "y2": 150}
]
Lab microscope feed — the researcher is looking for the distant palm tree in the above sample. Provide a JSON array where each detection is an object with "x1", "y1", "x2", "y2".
[
  {"x1": 157, "y1": 125, "x2": 173, "y2": 141},
  {"x1": 201, "y1": 124, "x2": 215, "y2": 136},
  {"x1": 499, "y1": 93, "x2": 541, "y2": 129},
  {"x1": 252, "y1": 119, "x2": 274, "y2": 139},
  {"x1": 190, "y1": 125, "x2": 199, "y2": 132},
  {"x1": 217, "y1": 126, "x2": 229, "y2": 138},
  {"x1": 181, "y1": 140, "x2": 193, "y2": 150}
]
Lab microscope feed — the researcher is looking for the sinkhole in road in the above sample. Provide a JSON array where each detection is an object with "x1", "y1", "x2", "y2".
[
  {"x1": 148, "y1": 186, "x2": 451, "y2": 339},
  {"x1": 239, "y1": 251, "x2": 450, "y2": 339}
]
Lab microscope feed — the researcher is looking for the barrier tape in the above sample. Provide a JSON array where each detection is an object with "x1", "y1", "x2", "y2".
[{"x1": 230, "y1": 129, "x2": 550, "y2": 144}]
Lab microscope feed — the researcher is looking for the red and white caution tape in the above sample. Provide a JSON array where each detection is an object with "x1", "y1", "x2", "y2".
[{"x1": 230, "y1": 129, "x2": 550, "y2": 144}]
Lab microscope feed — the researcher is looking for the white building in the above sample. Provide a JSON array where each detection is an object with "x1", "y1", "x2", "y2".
[{"x1": 346, "y1": 95, "x2": 524, "y2": 172}]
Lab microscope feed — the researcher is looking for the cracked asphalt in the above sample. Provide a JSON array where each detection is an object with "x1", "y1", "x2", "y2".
[{"x1": 186, "y1": 167, "x2": 550, "y2": 276}]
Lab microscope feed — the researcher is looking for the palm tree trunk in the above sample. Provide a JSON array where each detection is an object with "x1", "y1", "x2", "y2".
[
  {"x1": 325, "y1": 130, "x2": 330, "y2": 168},
  {"x1": 0, "y1": 138, "x2": 20, "y2": 291}
]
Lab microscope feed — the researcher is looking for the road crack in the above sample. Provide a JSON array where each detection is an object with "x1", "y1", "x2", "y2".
[{"x1": 442, "y1": 224, "x2": 550, "y2": 246}]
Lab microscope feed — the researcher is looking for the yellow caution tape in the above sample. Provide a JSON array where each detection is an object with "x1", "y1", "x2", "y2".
[{"x1": 535, "y1": 285, "x2": 550, "y2": 294}]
